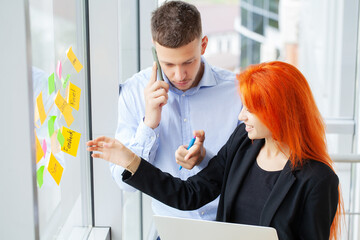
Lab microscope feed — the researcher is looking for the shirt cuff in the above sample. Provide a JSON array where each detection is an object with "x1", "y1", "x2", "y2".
[{"x1": 133, "y1": 120, "x2": 160, "y2": 158}]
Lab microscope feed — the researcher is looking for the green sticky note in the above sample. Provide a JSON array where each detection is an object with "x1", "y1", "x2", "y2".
[
  {"x1": 57, "y1": 129, "x2": 65, "y2": 147},
  {"x1": 48, "y1": 73, "x2": 55, "y2": 95},
  {"x1": 63, "y1": 74, "x2": 70, "y2": 88},
  {"x1": 48, "y1": 116, "x2": 57, "y2": 137},
  {"x1": 37, "y1": 166, "x2": 45, "y2": 188}
]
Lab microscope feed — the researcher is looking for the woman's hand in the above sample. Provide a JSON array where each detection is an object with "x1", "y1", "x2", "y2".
[{"x1": 86, "y1": 136, "x2": 140, "y2": 171}]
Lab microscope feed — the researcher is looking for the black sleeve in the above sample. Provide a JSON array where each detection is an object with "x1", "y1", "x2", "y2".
[{"x1": 122, "y1": 123, "x2": 247, "y2": 210}]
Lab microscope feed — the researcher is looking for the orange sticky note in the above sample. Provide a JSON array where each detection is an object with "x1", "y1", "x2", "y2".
[
  {"x1": 55, "y1": 91, "x2": 74, "y2": 126},
  {"x1": 34, "y1": 104, "x2": 40, "y2": 128},
  {"x1": 63, "y1": 106, "x2": 74, "y2": 126},
  {"x1": 35, "y1": 130, "x2": 44, "y2": 163},
  {"x1": 66, "y1": 47, "x2": 83, "y2": 73},
  {"x1": 48, "y1": 153, "x2": 64, "y2": 186},
  {"x1": 67, "y1": 82, "x2": 81, "y2": 111},
  {"x1": 61, "y1": 126, "x2": 81, "y2": 157},
  {"x1": 51, "y1": 130, "x2": 61, "y2": 154},
  {"x1": 36, "y1": 92, "x2": 47, "y2": 125}
]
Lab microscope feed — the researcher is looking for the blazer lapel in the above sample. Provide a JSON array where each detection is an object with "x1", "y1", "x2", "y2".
[
  {"x1": 259, "y1": 161, "x2": 296, "y2": 226},
  {"x1": 223, "y1": 139, "x2": 264, "y2": 220}
]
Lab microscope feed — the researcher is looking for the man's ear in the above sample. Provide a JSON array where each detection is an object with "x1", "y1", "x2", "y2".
[{"x1": 201, "y1": 36, "x2": 208, "y2": 55}]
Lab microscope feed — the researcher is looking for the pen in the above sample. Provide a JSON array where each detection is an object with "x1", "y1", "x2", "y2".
[{"x1": 179, "y1": 136, "x2": 196, "y2": 170}]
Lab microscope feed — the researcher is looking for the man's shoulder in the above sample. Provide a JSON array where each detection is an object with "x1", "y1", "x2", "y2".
[
  {"x1": 120, "y1": 67, "x2": 152, "y2": 91},
  {"x1": 210, "y1": 65, "x2": 236, "y2": 83}
]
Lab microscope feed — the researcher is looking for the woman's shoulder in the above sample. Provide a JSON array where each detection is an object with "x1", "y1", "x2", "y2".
[{"x1": 295, "y1": 160, "x2": 339, "y2": 185}]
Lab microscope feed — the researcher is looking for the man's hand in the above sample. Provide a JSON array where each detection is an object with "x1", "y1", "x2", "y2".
[
  {"x1": 143, "y1": 63, "x2": 169, "y2": 129},
  {"x1": 175, "y1": 130, "x2": 206, "y2": 170}
]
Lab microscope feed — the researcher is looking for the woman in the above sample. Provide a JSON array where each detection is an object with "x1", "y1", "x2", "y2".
[{"x1": 87, "y1": 61, "x2": 343, "y2": 240}]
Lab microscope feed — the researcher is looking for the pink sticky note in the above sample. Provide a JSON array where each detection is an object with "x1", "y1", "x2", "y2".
[
  {"x1": 56, "y1": 60, "x2": 62, "y2": 80},
  {"x1": 42, "y1": 139, "x2": 47, "y2": 157}
]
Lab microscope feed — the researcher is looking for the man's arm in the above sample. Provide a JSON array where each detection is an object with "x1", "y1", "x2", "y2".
[{"x1": 111, "y1": 64, "x2": 169, "y2": 191}]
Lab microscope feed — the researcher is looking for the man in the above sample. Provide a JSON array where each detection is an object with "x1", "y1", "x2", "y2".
[{"x1": 110, "y1": 0, "x2": 241, "y2": 222}]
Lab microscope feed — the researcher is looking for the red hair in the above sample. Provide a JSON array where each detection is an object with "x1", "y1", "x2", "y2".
[{"x1": 237, "y1": 61, "x2": 343, "y2": 240}]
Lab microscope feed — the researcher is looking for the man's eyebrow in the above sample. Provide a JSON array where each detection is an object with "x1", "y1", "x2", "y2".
[{"x1": 161, "y1": 57, "x2": 196, "y2": 65}]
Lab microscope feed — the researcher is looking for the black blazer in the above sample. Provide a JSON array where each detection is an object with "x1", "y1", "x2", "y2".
[{"x1": 124, "y1": 124, "x2": 339, "y2": 240}]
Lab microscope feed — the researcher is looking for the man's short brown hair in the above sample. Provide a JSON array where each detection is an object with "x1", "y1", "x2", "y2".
[{"x1": 151, "y1": 1, "x2": 202, "y2": 48}]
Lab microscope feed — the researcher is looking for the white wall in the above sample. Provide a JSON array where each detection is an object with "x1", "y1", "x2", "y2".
[{"x1": 0, "y1": 0, "x2": 39, "y2": 239}]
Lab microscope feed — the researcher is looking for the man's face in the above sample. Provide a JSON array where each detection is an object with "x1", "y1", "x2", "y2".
[{"x1": 155, "y1": 37, "x2": 208, "y2": 91}]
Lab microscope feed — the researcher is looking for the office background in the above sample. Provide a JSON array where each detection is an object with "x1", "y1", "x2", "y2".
[{"x1": 1, "y1": 0, "x2": 359, "y2": 239}]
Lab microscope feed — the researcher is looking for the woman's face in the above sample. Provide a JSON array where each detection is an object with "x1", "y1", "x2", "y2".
[{"x1": 238, "y1": 105, "x2": 272, "y2": 140}]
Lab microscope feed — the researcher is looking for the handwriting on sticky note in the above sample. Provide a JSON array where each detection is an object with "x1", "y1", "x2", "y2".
[
  {"x1": 35, "y1": 130, "x2": 44, "y2": 163},
  {"x1": 48, "y1": 73, "x2": 55, "y2": 95},
  {"x1": 55, "y1": 91, "x2": 74, "y2": 127},
  {"x1": 36, "y1": 92, "x2": 47, "y2": 125},
  {"x1": 37, "y1": 166, "x2": 45, "y2": 188},
  {"x1": 67, "y1": 47, "x2": 83, "y2": 73},
  {"x1": 61, "y1": 126, "x2": 81, "y2": 157},
  {"x1": 48, "y1": 153, "x2": 64, "y2": 186},
  {"x1": 67, "y1": 82, "x2": 81, "y2": 111}
]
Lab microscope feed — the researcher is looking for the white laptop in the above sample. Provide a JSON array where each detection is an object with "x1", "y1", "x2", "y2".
[{"x1": 153, "y1": 215, "x2": 279, "y2": 240}]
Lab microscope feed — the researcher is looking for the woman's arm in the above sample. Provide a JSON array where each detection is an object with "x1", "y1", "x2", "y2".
[
  {"x1": 86, "y1": 135, "x2": 227, "y2": 210},
  {"x1": 298, "y1": 172, "x2": 339, "y2": 239},
  {"x1": 87, "y1": 123, "x2": 247, "y2": 211}
]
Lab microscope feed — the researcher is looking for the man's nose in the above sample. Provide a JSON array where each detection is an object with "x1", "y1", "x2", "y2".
[{"x1": 174, "y1": 66, "x2": 186, "y2": 81}]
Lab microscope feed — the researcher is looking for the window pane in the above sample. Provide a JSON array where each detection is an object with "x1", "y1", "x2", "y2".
[
  {"x1": 252, "y1": 40, "x2": 261, "y2": 63},
  {"x1": 269, "y1": 18, "x2": 279, "y2": 29},
  {"x1": 241, "y1": 7, "x2": 248, "y2": 27},
  {"x1": 253, "y1": 0, "x2": 265, "y2": 9},
  {"x1": 240, "y1": 35, "x2": 249, "y2": 68},
  {"x1": 252, "y1": 12, "x2": 264, "y2": 35},
  {"x1": 269, "y1": 0, "x2": 279, "y2": 13}
]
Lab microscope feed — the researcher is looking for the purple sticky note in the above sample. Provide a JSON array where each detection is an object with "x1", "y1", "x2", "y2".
[
  {"x1": 42, "y1": 139, "x2": 47, "y2": 157},
  {"x1": 56, "y1": 60, "x2": 62, "y2": 80}
]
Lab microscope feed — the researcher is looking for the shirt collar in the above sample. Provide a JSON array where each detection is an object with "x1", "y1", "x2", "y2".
[{"x1": 165, "y1": 56, "x2": 218, "y2": 96}]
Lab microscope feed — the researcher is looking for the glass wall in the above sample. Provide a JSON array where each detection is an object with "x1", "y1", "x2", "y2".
[{"x1": 29, "y1": 0, "x2": 92, "y2": 238}]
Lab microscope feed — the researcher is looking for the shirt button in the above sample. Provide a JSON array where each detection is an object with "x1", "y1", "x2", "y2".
[
  {"x1": 184, "y1": 118, "x2": 187, "y2": 122},
  {"x1": 201, "y1": 211, "x2": 204, "y2": 215},
  {"x1": 182, "y1": 94, "x2": 185, "y2": 97}
]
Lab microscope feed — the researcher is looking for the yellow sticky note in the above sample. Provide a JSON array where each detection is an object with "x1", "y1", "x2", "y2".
[
  {"x1": 61, "y1": 126, "x2": 81, "y2": 157},
  {"x1": 67, "y1": 47, "x2": 83, "y2": 73},
  {"x1": 55, "y1": 91, "x2": 74, "y2": 127},
  {"x1": 51, "y1": 130, "x2": 61, "y2": 154},
  {"x1": 63, "y1": 106, "x2": 74, "y2": 126},
  {"x1": 67, "y1": 82, "x2": 81, "y2": 111},
  {"x1": 48, "y1": 153, "x2": 64, "y2": 186},
  {"x1": 34, "y1": 103, "x2": 40, "y2": 128},
  {"x1": 35, "y1": 130, "x2": 44, "y2": 163},
  {"x1": 36, "y1": 92, "x2": 47, "y2": 125}
]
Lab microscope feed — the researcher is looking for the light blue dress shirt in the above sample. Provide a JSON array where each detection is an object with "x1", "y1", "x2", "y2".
[{"x1": 110, "y1": 57, "x2": 242, "y2": 220}]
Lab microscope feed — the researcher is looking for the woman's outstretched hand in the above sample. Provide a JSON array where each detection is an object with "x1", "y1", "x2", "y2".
[{"x1": 86, "y1": 136, "x2": 139, "y2": 171}]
